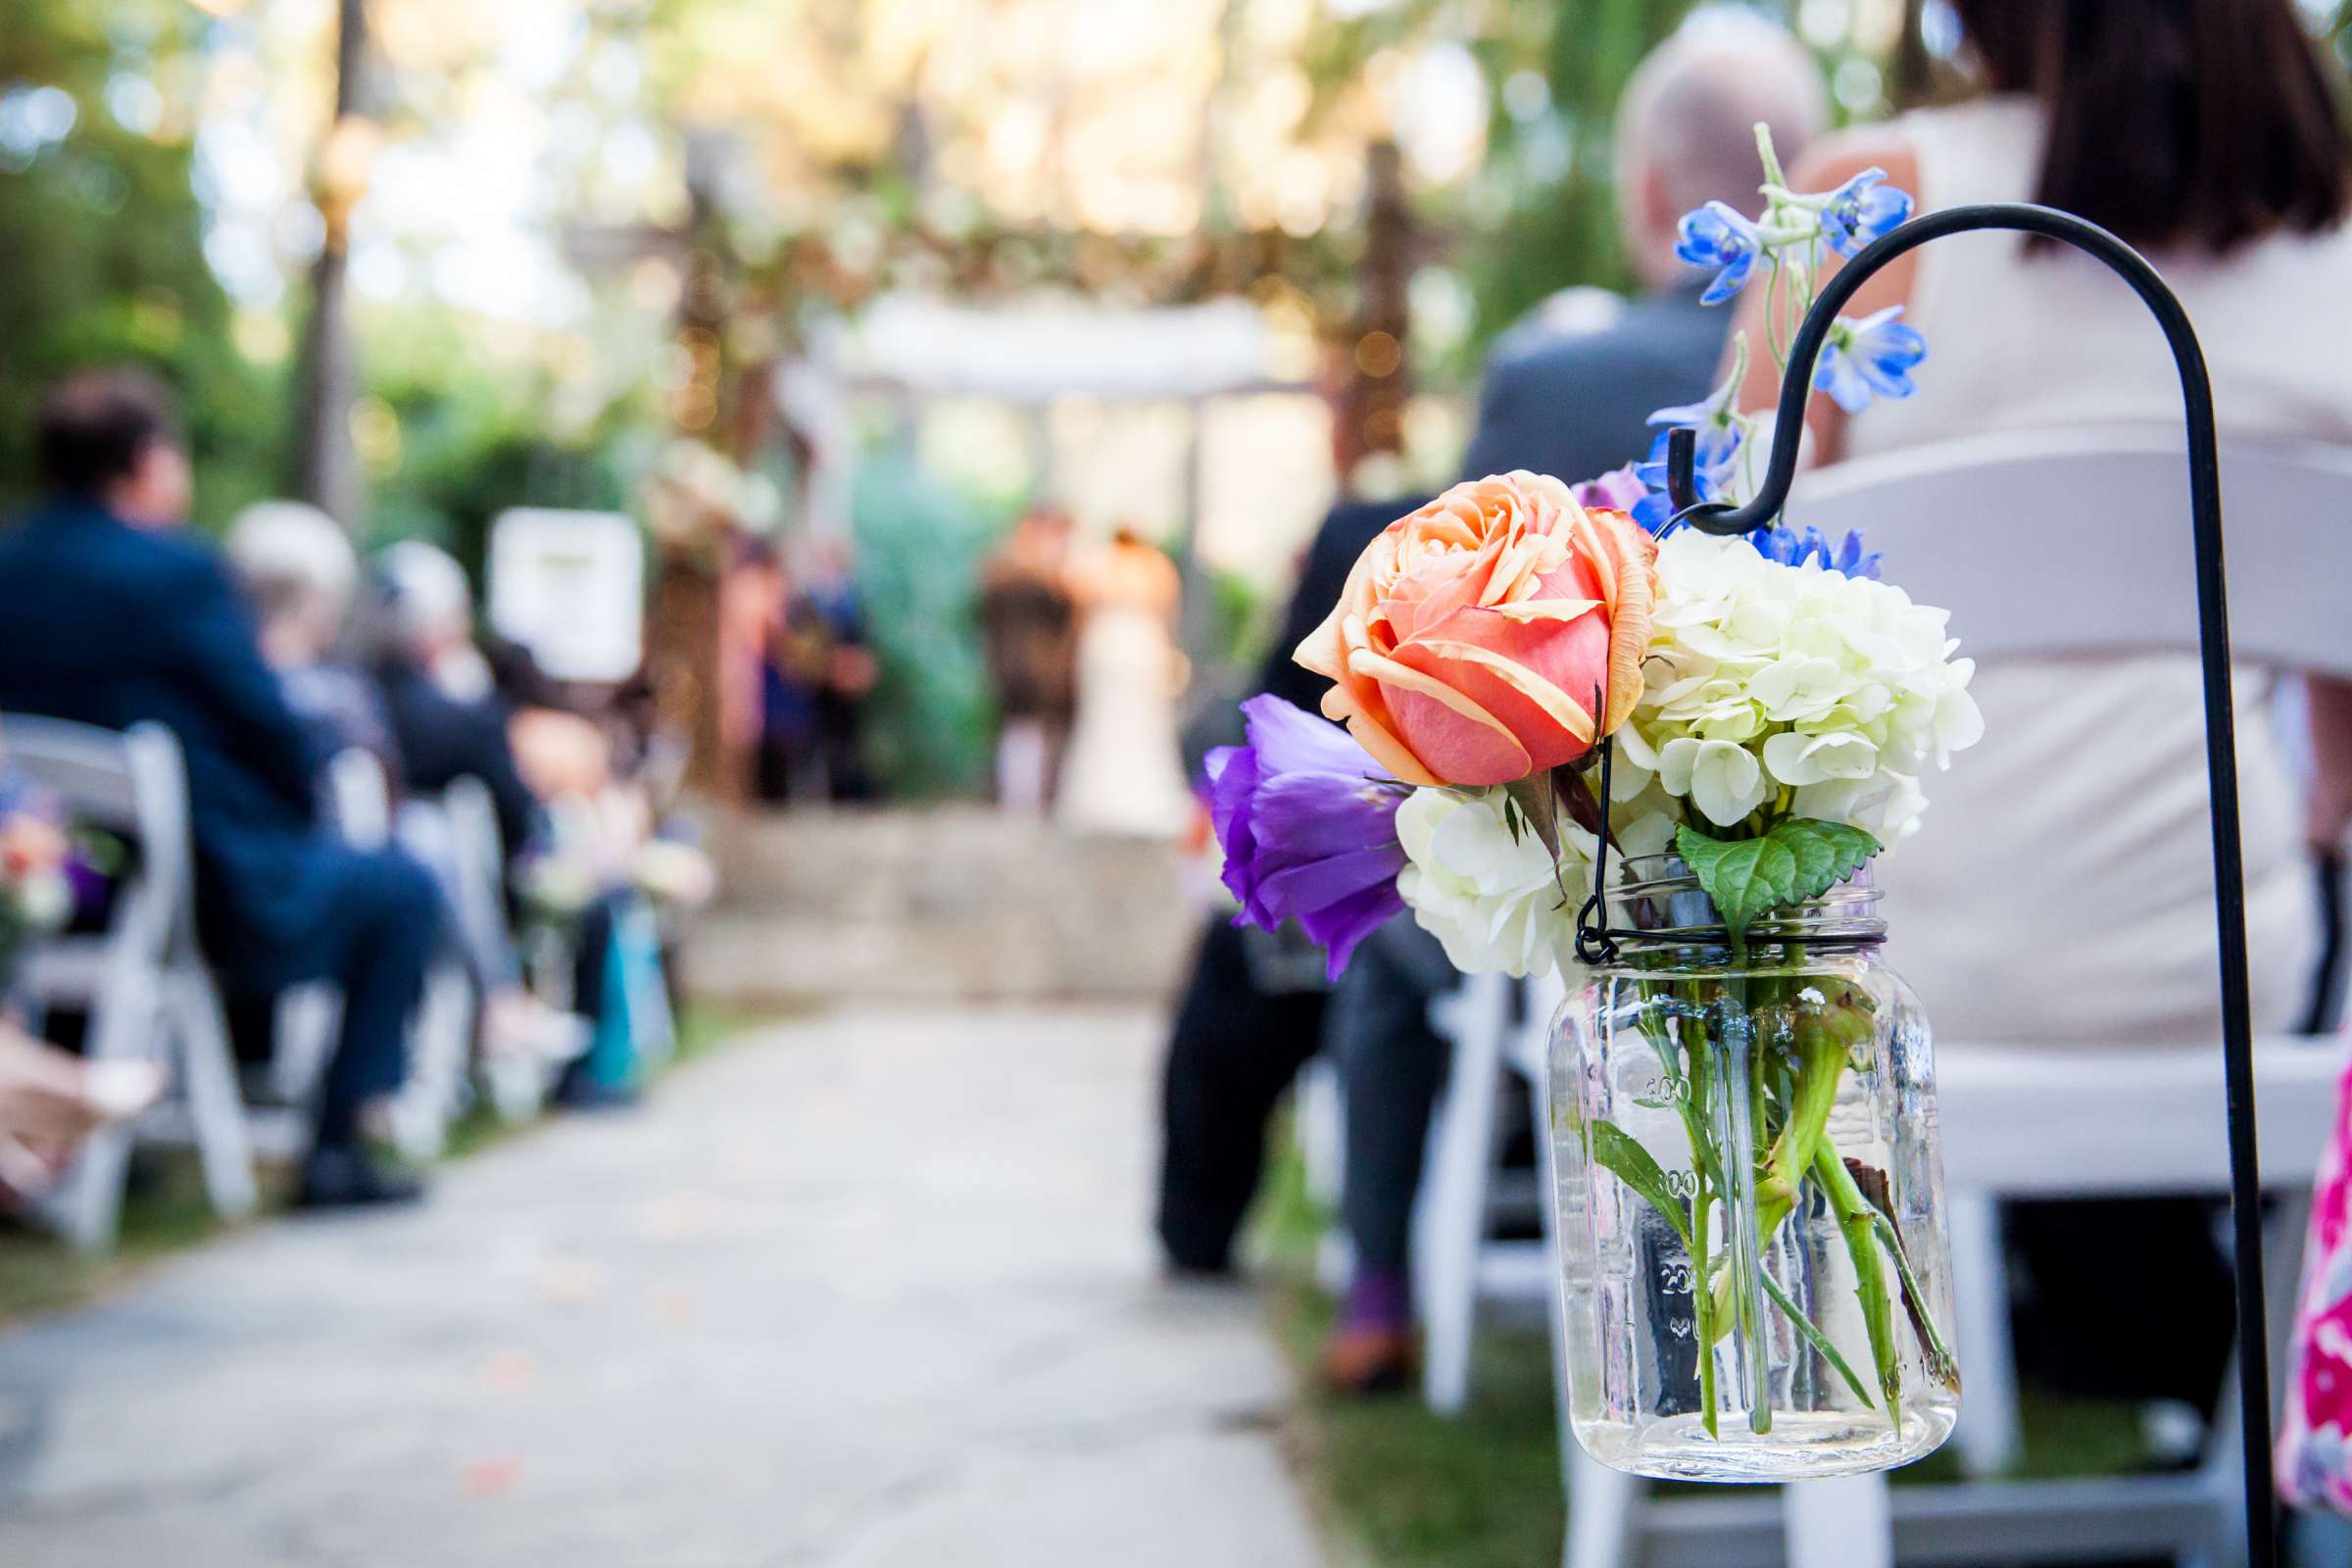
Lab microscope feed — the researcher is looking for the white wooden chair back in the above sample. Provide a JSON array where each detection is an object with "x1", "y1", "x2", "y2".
[
  {"x1": 0, "y1": 713, "x2": 256, "y2": 1249},
  {"x1": 322, "y1": 746, "x2": 392, "y2": 849},
  {"x1": 1544, "y1": 435, "x2": 2352, "y2": 1568},
  {"x1": 1, "y1": 714, "x2": 186, "y2": 978},
  {"x1": 1786, "y1": 428, "x2": 2352, "y2": 677},
  {"x1": 441, "y1": 774, "x2": 510, "y2": 979}
]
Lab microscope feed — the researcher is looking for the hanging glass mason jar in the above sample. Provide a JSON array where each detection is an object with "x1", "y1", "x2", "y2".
[{"x1": 1550, "y1": 856, "x2": 1959, "y2": 1481}]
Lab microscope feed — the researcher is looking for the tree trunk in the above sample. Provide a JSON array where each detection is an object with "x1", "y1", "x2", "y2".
[{"x1": 293, "y1": 0, "x2": 367, "y2": 530}]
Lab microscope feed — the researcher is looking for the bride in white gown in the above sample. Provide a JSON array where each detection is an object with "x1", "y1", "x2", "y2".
[{"x1": 1056, "y1": 530, "x2": 1195, "y2": 838}]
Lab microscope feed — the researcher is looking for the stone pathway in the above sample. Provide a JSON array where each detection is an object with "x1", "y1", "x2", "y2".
[{"x1": 0, "y1": 1007, "x2": 1325, "y2": 1567}]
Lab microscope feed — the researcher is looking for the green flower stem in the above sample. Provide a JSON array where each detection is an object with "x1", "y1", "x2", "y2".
[
  {"x1": 1683, "y1": 994, "x2": 1720, "y2": 1440},
  {"x1": 1713, "y1": 994, "x2": 1775, "y2": 1435},
  {"x1": 1760, "y1": 1269, "x2": 1875, "y2": 1410},
  {"x1": 1816, "y1": 1142, "x2": 1903, "y2": 1431}
]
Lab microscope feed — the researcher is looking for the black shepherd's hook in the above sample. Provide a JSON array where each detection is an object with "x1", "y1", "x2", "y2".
[{"x1": 1640, "y1": 202, "x2": 2272, "y2": 1561}]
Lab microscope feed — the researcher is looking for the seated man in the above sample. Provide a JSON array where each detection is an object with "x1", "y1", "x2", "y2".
[{"x1": 0, "y1": 368, "x2": 440, "y2": 1206}]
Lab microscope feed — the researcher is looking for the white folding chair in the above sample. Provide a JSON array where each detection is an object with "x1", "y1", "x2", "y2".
[
  {"x1": 1554, "y1": 1041, "x2": 2335, "y2": 1568},
  {"x1": 1417, "y1": 968, "x2": 1551, "y2": 1414},
  {"x1": 268, "y1": 748, "x2": 394, "y2": 1114},
  {"x1": 1549, "y1": 429, "x2": 2352, "y2": 1566},
  {"x1": 1, "y1": 714, "x2": 258, "y2": 1250}
]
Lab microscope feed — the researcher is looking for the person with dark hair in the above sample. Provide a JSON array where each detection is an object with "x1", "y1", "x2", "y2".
[
  {"x1": 1724, "y1": 0, "x2": 2352, "y2": 1436},
  {"x1": 0, "y1": 368, "x2": 444, "y2": 1207},
  {"x1": 1155, "y1": 497, "x2": 1408, "y2": 1282}
]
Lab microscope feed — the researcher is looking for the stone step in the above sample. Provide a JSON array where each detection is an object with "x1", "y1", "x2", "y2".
[{"x1": 684, "y1": 807, "x2": 1199, "y2": 1003}]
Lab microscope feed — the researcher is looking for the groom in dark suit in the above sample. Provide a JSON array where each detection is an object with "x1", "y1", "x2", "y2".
[{"x1": 0, "y1": 369, "x2": 440, "y2": 1206}]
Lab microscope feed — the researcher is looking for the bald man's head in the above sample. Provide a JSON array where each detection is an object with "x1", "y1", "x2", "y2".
[{"x1": 1615, "y1": 11, "x2": 1830, "y2": 291}]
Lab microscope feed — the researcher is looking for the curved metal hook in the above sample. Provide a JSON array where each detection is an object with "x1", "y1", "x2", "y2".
[{"x1": 1653, "y1": 201, "x2": 2269, "y2": 1561}]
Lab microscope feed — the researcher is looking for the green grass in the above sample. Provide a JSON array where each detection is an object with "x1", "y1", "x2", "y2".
[
  {"x1": 1253, "y1": 1140, "x2": 2165, "y2": 1568},
  {"x1": 0, "y1": 1003, "x2": 799, "y2": 1325}
]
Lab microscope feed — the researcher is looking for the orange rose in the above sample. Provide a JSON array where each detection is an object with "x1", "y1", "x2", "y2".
[{"x1": 1294, "y1": 471, "x2": 1655, "y2": 787}]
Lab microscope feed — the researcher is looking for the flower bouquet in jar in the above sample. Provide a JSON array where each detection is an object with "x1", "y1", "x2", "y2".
[
  {"x1": 0, "y1": 776, "x2": 74, "y2": 991},
  {"x1": 1206, "y1": 130, "x2": 1985, "y2": 1480}
]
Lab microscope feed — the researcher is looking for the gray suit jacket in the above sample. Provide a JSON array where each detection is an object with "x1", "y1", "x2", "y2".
[{"x1": 1461, "y1": 284, "x2": 1730, "y2": 485}]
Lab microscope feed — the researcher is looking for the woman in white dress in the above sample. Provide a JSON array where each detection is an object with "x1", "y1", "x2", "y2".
[
  {"x1": 1056, "y1": 529, "x2": 1196, "y2": 837},
  {"x1": 1733, "y1": 0, "x2": 2352, "y2": 1048}
]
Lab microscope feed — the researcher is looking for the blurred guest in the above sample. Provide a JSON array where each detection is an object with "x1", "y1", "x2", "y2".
[
  {"x1": 738, "y1": 542, "x2": 802, "y2": 804},
  {"x1": 1058, "y1": 527, "x2": 1191, "y2": 837},
  {"x1": 1464, "y1": 7, "x2": 1828, "y2": 484},
  {"x1": 1156, "y1": 496, "x2": 1411, "y2": 1279},
  {"x1": 374, "y1": 540, "x2": 547, "y2": 856},
  {"x1": 977, "y1": 510, "x2": 1080, "y2": 812},
  {"x1": 796, "y1": 536, "x2": 878, "y2": 804},
  {"x1": 1324, "y1": 13, "x2": 1829, "y2": 1393},
  {"x1": 223, "y1": 501, "x2": 400, "y2": 781},
  {"x1": 1726, "y1": 0, "x2": 2352, "y2": 1416},
  {"x1": 0, "y1": 1024, "x2": 165, "y2": 1201},
  {"x1": 0, "y1": 368, "x2": 439, "y2": 1206}
]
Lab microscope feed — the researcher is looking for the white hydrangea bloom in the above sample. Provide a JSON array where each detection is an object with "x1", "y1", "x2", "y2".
[
  {"x1": 1632, "y1": 531, "x2": 1982, "y2": 832},
  {"x1": 1396, "y1": 784, "x2": 1680, "y2": 978}
]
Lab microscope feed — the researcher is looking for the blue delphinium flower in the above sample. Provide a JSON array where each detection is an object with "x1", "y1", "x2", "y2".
[
  {"x1": 1645, "y1": 360, "x2": 1745, "y2": 473},
  {"x1": 1674, "y1": 201, "x2": 1764, "y2": 305},
  {"x1": 1631, "y1": 427, "x2": 1737, "y2": 534},
  {"x1": 1817, "y1": 168, "x2": 1913, "y2": 258},
  {"x1": 1814, "y1": 305, "x2": 1927, "y2": 414},
  {"x1": 1748, "y1": 524, "x2": 1882, "y2": 580},
  {"x1": 1206, "y1": 695, "x2": 1409, "y2": 980}
]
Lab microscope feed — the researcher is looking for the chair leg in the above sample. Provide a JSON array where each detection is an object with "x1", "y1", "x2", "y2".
[
  {"x1": 268, "y1": 984, "x2": 341, "y2": 1107},
  {"x1": 1564, "y1": 1441, "x2": 1642, "y2": 1568},
  {"x1": 171, "y1": 965, "x2": 258, "y2": 1220},
  {"x1": 1784, "y1": 1474, "x2": 1894, "y2": 1568},
  {"x1": 48, "y1": 965, "x2": 163, "y2": 1252},
  {"x1": 2195, "y1": 1193, "x2": 2311, "y2": 1568},
  {"x1": 1531, "y1": 1046, "x2": 1619, "y2": 1568},
  {"x1": 1949, "y1": 1187, "x2": 2022, "y2": 1477},
  {"x1": 55, "y1": 1124, "x2": 137, "y2": 1254},
  {"x1": 385, "y1": 963, "x2": 472, "y2": 1160},
  {"x1": 1417, "y1": 979, "x2": 1506, "y2": 1416}
]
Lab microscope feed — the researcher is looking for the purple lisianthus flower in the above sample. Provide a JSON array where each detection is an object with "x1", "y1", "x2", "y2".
[
  {"x1": 1748, "y1": 523, "x2": 1882, "y2": 580},
  {"x1": 1207, "y1": 695, "x2": 1408, "y2": 979},
  {"x1": 1674, "y1": 201, "x2": 1764, "y2": 305},
  {"x1": 1817, "y1": 168, "x2": 1913, "y2": 258},
  {"x1": 1814, "y1": 305, "x2": 1926, "y2": 414},
  {"x1": 1570, "y1": 464, "x2": 1648, "y2": 514}
]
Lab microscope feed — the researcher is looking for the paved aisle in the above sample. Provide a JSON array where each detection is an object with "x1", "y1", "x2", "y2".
[{"x1": 0, "y1": 1007, "x2": 1324, "y2": 1568}]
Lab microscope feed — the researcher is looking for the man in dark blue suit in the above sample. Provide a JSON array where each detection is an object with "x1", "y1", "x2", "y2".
[{"x1": 0, "y1": 369, "x2": 440, "y2": 1206}]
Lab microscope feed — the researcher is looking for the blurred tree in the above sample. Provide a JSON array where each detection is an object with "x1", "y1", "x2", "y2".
[
  {"x1": 1461, "y1": 0, "x2": 1697, "y2": 355},
  {"x1": 0, "y1": 0, "x2": 285, "y2": 529},
  {"x1": 850, "y1": 452, "x2": 1002, "y2": 800}
]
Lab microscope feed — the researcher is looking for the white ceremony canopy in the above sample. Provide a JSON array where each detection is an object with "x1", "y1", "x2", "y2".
[{"x1": 839, "y1": 295, "x2": 1296, "y2": 403}]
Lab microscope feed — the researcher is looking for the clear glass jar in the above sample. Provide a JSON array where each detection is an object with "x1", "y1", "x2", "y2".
[{"x1": 1549, "y1": 856, "x2": 1958, "y2": 1481}]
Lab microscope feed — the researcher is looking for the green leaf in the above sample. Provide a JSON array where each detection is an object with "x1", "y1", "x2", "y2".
[
  {"x1": 1775, "y1": 818, "x2": 1880, "y2": 901},
  {"x1": 1674, "y1": 818, "x2": 1883, "y2": 942},
  {"x1": 1589, "y1": 1120, "x2": 1690, "y2": 1249},
  {"x1": 1760, "y1": 1270, "x2": 1876, "y2": 1410}
]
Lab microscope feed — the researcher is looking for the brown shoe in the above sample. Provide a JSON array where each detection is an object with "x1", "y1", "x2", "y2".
[{"x1": 1320, "y1": 1323, "x2": 1418, "y2": 1396}]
